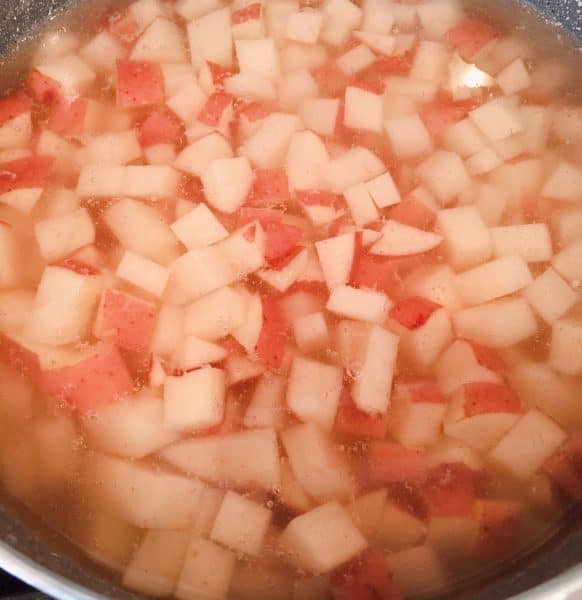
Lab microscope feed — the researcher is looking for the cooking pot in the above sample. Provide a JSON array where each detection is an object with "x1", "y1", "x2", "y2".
[{"x1": 0, "y1": 0, "x2": 580, "y2": 598}]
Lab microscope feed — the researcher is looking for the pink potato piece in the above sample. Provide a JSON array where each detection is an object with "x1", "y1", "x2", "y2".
[
  {"x1": 369, "y1": 442, "x2": 427, "y2": 484},
  {"x1": 0, "y1": 90, "x2": 32, "y2": 125},
  {"x1": 40, "y1": 345, "x2": 134, "y2": 412},
  {"x1": 116, "y1": 59, "x2": 164, "y2": 108},
  {"x1": 98, "y1": 289, "x2": 158, "y2": 354},
  {"x1": 0, "y1": 334, "x2": 40, "y2": 379},
  {"x1": 198, "y1": 91, "x2": 233, "y2": 127},
  {"x1": 445, "y1": 19, "x2": 497, "y2": 59}
]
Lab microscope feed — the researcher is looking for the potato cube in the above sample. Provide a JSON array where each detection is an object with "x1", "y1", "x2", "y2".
[
  {"x1": 176, "y1": 535, "x2": 235, "y2": 600},
  {"x1": 436, "y1": 206, "x2": 492, "y2": 270},
  {"x1": 454, "y1": 255, "x2": 533, "y2": 306},
  {"x1": 385, "y1": 114, "x2": 433, "y2": 159},
  {"x1": 549, "y1": 318, "x2": 582, "y2": 375},
  {"x1": 489, "y1": 409, "x2": 567, "y2": 479},
  {"x1": 286, "y1": 357, "x2": 343, "y2": 431},
  {"x1": 279, "y1": 502, "x2": 367, "y2": 573},
  {"x1": 123, "y1": 530, "x2": 190, "y2": 597},
  {"x1": 210, "y1": 491, "x2": 272, "y2": 556},
  {"x1": 282, "y1": 422, "x2": 354, "y2": 502},
  {"x1": 524, "y1": 268, "x2": 578, "y2": 325},
  {"x1": 164, "y1": 367, "x2": 225, "y2": 432}
]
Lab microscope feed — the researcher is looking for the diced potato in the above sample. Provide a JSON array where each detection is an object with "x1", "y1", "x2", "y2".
[
  {"x1": 542, "y1": 161, "x2": 582, "y2": 203},
  {"x1": 371, "y1": 220, "x2": 443, "y2": 256},
  {"x1": 82, "y1": 392, "x2": 178, "y2": 459},
  {"x1": 210, "y1": 491, "x2": 272, "y2": 556},
  {"x1": 352, "y1": 325, "x2": 399, "y2": 415},
  {"x1": 103, "y1": 197, "x2": 179, "y2": 265},
  {"x1": 282, "y1": 422, "x2": 354, "y2": 502},
  {"x1": 315, "y1": 233, "x2": 355, "y2": 291},
  {"x1": 298, "y1": 98, "x2": 340, "y2": 136},
  {"x1": 279, "y1": 501, "x2": 367, "y2": 573},
  {"x1": 202, "y1": 156, "x2": 254, "y2": 214},
  {"x1": 489, "y1": 409, "x2": 567, "y2": 479},
  {"x1": 176, "y1": 535, "x2": 236, "y2": 600},
  {"x1": 285, "y1": 130, "x2": 330, "y2": 191},
  {"x1": 453, "y1": 298, "x2": 538, "y2": 348},
  {"x1": 469, "y1": 97, "x2": 524, "y2": 141},
  {"x1": 321, "y1": 147, "x2": 385, "y2": 193},
  {"x1": 497, "y1": 57, "x2": 531, "y2": 95},
  {"x1": 123, "y1": 530, "x2": 190, "y2": 597},
  {"x1": 116, "y1": 250, "x2": 170, "y2": 297},
  {"x1": 417, "y1": 151, "x2": 472, "y2": 205},
  {"x1": 327, "y1": 285, "x2": 390, "y2": 324},
  {"x1": 293, "y1": 312, "x2": 329, "y2": 353},
  {"x1": 278, "y1": 69, "x2": 318, "y2": 111},
  {"x1": 385, "y1": 114, "x2": 433, "y2": 159},
  {"x1": 131, "y1": 18, "x2": 187, "y2": 63},
  {"x1": 454, "y1": 255, "x2": 532, "y2": 306},
  {"x1": 386, "y1": 546, "x2": 445, "y2": 596},
  {"x1": 401, "y1": 308, "x2": 453, "y2": 369},
  {"x1": 436, "y1": 206, "x2": 492, "y2": 270},
  {"x1": 404, "y1": 264, "x2": 462, "y2": 311},
  {"x1": 187, "y1": 8, "x2": 233, "y2": 70},
  {"x1": 343, "y1": 183, "x2": 379, "y2": 227},
  {"x1": 25, "y1": 266, "x2": 102, "y2": 346},
  {"x1": 435, "y1": 339, "x2": 501, "y2": 395},
  {"x1": 286, "y1": 9, "x2": 322, "y2": 44},
  {"x1": 509, "y1": 362, "x2": 582, "y2": 429},
  {"x1": 377, "y1": 500, "x2": 427, "y2": 551},
  {"x1": 87, "y1": 453, "x2": 206, "y2": 529},
  {"x1": 549, "y1": 318, "x2": 582, "y2": 375},
  {"x1": 171, "y1": 203, "x2": 229, "y2": 249},
  {"x1": 490, "y1": 224, "x2": 552, "y2": 263},
  {"x1": 161, "y1": 428, "x2": 281, "y2": 490},
  {"x1": 525, "y1": 268, "x2": 578, "y2": 325},
  {"x1": 81, "y1": 513, "x2": 139, "y2": 571},
  {"x1": 164, "y1": 367, "x2": 225, "y2": 432},
  {"x1": 239, "y1": 113, "x2": 299, "y2": 168},
  {"x1": 34, "y1": 207, "x2": 95, "y2": 263},
  {"x1": 286, "y1": 356, "x2": 342, "y2": 431},
  {"x1": 553, "y1": 241, "x2": 582, "y2": 284},
  {"x1": 320, "y1": 0, "x2": 362, "y2": 47},
  {"x1": 236, "y1": 38, "x2": 281, "y2": 81},
  {"x1": 175, "y1": 132, "x2": 233, "y2": 177}
]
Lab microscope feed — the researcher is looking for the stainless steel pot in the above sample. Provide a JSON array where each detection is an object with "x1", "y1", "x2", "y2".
[{"x1": 0, "y1": 0, "x2": 580, "y2": 598}]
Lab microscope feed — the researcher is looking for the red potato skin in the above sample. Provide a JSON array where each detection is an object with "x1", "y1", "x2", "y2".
[
  {"x1": 0, "y1": 91, "x2": 32, "y2": 126},
  {"x1": 424, "y1": 463, "x2": 481, "y2": 517},
  {"x1": 463, "y1": 382, "x2": 521, "y2": 417},
  {"x1": 116, "y1": 60, "x2": 164, "y2": 108},
  {"x1": 398, "y1": 379, "x2": 446, "y2": 404},
  {"x1": 48, "y1": 97, "x2": 88, "y2": 135},
  {"x1": 420, "y1": 95, "x2": 481, "y2": 136},
  {"x1": 445, "y1": 19, "x2": 497, "y2": 59},
  {"x1": 350, "y1": 256, "x2": 402, "y2": 297},
  {"x1": 231, "y1": 2, "x2": 261, "y2": 24},
  {"x1": 331, "y1": 549, "x2": 403, "y2": 600},
  {"x1": 372, "y1": 48, "x2": 416, "y2": 76},
  {"x1": 27, "y1": 70, "x2": 63, "y2": 106},
  {"x1": 369, "y1": 442, "x2": 427, "y2": 483},
  {"x1": 138, "y1": 108, "x2": 184, "y2": 146},
  {"x1": 206, "y1": 61, "x2": 233, "y2": 86},
  {"x1": 56, "y1": 258, "x2": 100, "y2": 276},
  {"x1": 389, "y1": 196, "x2": 437, "y2": 231},
  {"x1": 472, "y1": 501, "x2": 522, "y2": 562},
  {"x1": 464, "y1": 339, "x2": 507, "y2": 375},
  {"x1": 250, "y1": 168, "x2": 290, "y2": 205},
  {"x1": 97, "y1": 288, "x2": 158, "y2": 354},
  {"x1": 256, "y1": 296, "x2": 287, "y2": 369},
  {"x1": 389, "y1": 296, "x2": 441, "y2": 330},
  {"x1": 335, "y1": 387, "x2": 389, "y2": 439},
  {"x1": 544, "y1": 434, "x2": 582, "y2": 500},
  {"x1": 197, "y1": 91, "x2": 234, "y2": 127},
  {"x1": 0, "y1": 334, "x2": 41, "y2": 379},
  {"x1": 39, "y1": 345, "x2": 134, "y2": 412},
  {"x1": 0, "y1": 156, "x2": 54, "y2": 194}
]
